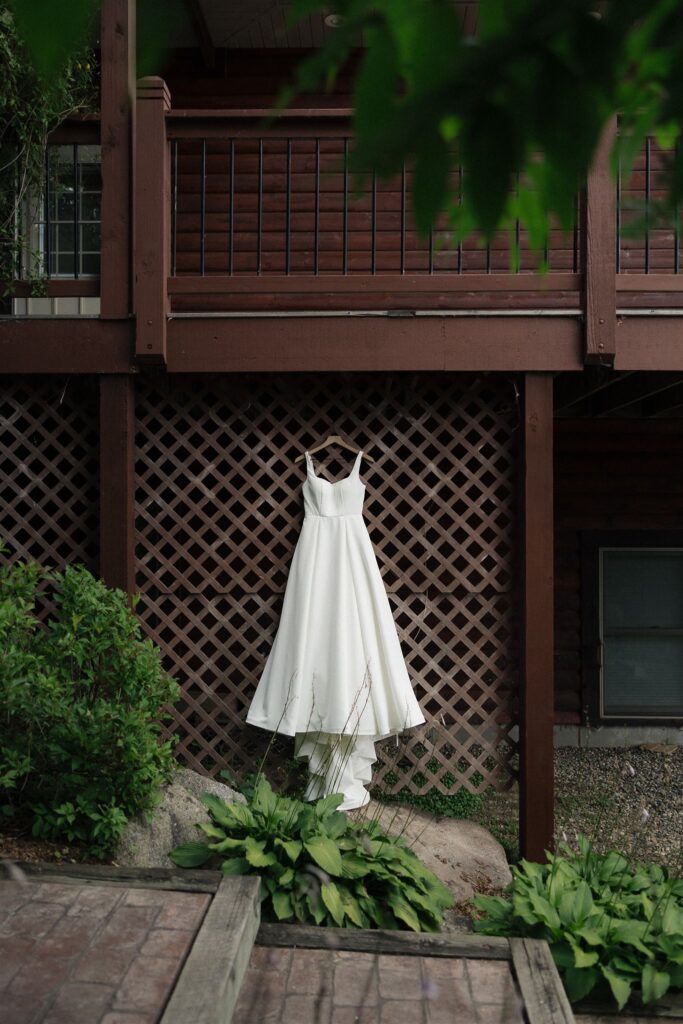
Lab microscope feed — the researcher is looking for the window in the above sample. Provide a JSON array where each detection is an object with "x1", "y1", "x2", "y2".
[
  {"x1": 21, "y1": 143, "x2": 101, "y2": 279},
  {"x1": 599, "y1": 547, "x2": 683, "y2": 718}
]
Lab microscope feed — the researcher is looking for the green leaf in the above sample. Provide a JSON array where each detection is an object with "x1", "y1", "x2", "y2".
[
  {"x1": 611, "y1": 920, "x2": 653, "y2": 956},
  {"x1": 201, "y1": 793, "x2": 255, "y2": 829},
  {"x1": 244, "y1": 837, "x2": 278, "y2": 868},
  {"x1": 601, "y1": 967, "x2": 632, "y2": 1011},
  {"x1": 276, "y1": 839, "x2": 303, "y2": 864},
  {"x1": 320, "y1": 882, "x2": 345, "y2": 926},
  {"x1": 573, "y1": 881, "x2": 594, "y2": 922},
  {"x1": 341, "y1": 853, "x2": 371, "y2": 879},
  {"x1": 314, "y1": 793, "x2": 345, "y2": 816},
  {"x1": 574, "y1": 925, "x2": 606, "y2": 948},
  {"x1": 197, "y1": 823, "x2": 227, "y2": 841},
  {"x1": 221, "y1": 857, "x2": 250, "y2": 876},
  {"x1": 168, "y1": 841, "x2": 213, "y2": 868},
  {"x1": 385, "y1": 890, "x2": 422, "y2": 933},
  {"x1": 642, "y1": 964, "x2": 670, "y2": 1005},
  {"x1": 251, "y1": 775, "x2": 279, "y2": 819},
  {"x1": 460, "y1": 103, "x2": 518, "y2": 238},
  {"x1": 563, "y1": 965, "x2": 600, "y2": 1003},
  {"x1": 572, "y1": 943, "x2": 599, "y2": 969},
  {"x1": 353, "y1": 26, "x2": 399, "y2": 173},
  {"x1": 413, "y1": 132, "x2": 450, "y2": 237},
  {"x1": 208, "y1": 836, "x2": 246, "y2": 853},
  {"x1": 272, "y1": 891, "x2": 294, "y2": 921},
  {"x1": 304, "y1": 835, "x2": 343, "y2": 877},
  {"x1": 339, "y1": 889, "x2": 365, "y2": 928}
]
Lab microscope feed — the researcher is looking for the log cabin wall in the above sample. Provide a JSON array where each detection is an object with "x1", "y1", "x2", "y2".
[{"x1": 554, "y1": 418, "x2": 683, "y2": 725}]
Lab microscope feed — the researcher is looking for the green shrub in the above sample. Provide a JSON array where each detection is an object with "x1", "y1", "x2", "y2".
[
  {"x1": 0, "y1": 558, "x2": 179, "y2": 856},
  {"x1": 170, "y1": 774, "x2": 454, "y2": 931},
  {"x1": 474, "y1": 835, "x2": 683, "y2": 1010},
  {"x1": 373, "y1": 766, "x2": 484, "y2": 819}
]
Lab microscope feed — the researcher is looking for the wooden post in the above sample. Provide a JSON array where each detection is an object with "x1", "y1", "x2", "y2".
[
  {"x1": 135, "y1": 76, "x2": 171, "y2": 363},
  {"x1": 584, "y1": 116, "x2": 617, "y2": 365},
  {"x1": 520, "y1": 373, "x2": 555, "y2": 862},
  {"x1": 99, "y1": 375, "x2": 136, "y2": 595},
  {"x1": 100, "y1": 0, "x2": 135, "y2": 319}
]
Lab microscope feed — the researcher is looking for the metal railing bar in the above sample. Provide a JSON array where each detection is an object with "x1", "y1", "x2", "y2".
[
  {"x1": 645, "y1": 135, "x2": 651, "y2": 274},
  {"x1": 200, "y1": 139, "x2": 206, "y2": 276},
  {"x1": 371, "y1": 169, "x2": 377, "y2": 274},
  {"x1": 400, "y1": 163, "x2": 406, "y2": 275},
  {"x1": 73, "y1": 143, "x2": 80, "y2": 279},
  {"x1": 257, "y1": 138, "x2": 263, "y2": 275},
  {"x1": 314, "y1": 137, "x2": 320, "y2": 275},
  {"x1": 171, "y1": 139, "x2": 178, "y2": 276},
  {"x1": 44, "y1": 145, "x2": 51, "y2": 277},
  {"x1": 229, "y1": 139, "x2": 234, "y2": 276},
  {"x1": 343, "y1": 138, "x2": 348, "y2": 275},
  {"x1": 286, "y1": 139, "x2": 291, "y2": 275}
]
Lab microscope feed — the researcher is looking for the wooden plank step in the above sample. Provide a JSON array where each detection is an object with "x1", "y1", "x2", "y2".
[
  {"x1": 11, "y1": 861, "x2": 222, "y2": 893},
  {"x1": 511, "y1": 937, "x2": 575, "y2": 1024},
  {"x1": 257, "y1": 921, "x2": 511, "y2": 960},
  {"x1": 161, "y1": 875, "x2": 261, "y2": 1024}
]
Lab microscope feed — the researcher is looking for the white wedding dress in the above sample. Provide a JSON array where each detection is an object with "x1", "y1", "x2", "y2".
[{"x1": 246, "y1": 450, "x2": 425, "y2": 810}]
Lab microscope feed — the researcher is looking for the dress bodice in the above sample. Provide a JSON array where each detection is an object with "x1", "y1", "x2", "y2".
[{"x1": 302, "y1": 451, "x2": 365, "y2": 517}]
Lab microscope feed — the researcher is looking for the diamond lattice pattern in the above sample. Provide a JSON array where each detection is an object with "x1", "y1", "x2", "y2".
[
  {"x1": 0, "y1": 376, "x2": 99, "y2": 573},
  {"x1": 135, "y1": 373, "x2": 519, "y2": 794}
]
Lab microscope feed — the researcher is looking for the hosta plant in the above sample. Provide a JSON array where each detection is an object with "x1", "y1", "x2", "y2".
[
  {"x1": 474, "y1": 836, "x2": 683, "y2": 1010},
  {"x1": 170, "y1": 774, "x2": 453, "y2": 932}
]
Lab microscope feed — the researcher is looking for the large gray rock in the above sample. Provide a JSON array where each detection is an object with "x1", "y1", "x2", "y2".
[
  {"x1": 354, "y1": 801, "x2": 512, "y2": 908},
  {"x1": 114, "y1": 769, "x2": 245, "y2": 868}
]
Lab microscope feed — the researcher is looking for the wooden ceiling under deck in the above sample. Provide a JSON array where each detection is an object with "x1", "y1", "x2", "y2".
[{"x1": 555, "y1": 369, "x2": 683, "y2": 418}]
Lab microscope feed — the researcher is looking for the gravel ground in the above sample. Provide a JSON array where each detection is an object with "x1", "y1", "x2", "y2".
[
  {"x1": 555, "y1": 745, "x2": 683, "y2": 869},
  {"x1": 474, "y1": 744, "x2": 683, "y2": 869}
]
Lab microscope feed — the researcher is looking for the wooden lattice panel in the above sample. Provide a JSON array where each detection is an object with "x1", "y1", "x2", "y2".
[
  {"x1": 0, "y1": 376, "x2": 99, "y2": 572},
  {"x1": 135, "y1": 373, "x2": 519, "y2": 792}
]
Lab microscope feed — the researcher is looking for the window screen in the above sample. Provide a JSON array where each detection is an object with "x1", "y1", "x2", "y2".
[
  {"x1": 20, "y1": 144, "x2": 101, "y2": 279},
  {"x1": 601, "y1": 548, "x2": 683, "y2": 717}
]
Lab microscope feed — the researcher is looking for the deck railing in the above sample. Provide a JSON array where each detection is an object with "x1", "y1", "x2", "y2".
[{"x1": 163, "y1": 108, "x2": 583, "y2": 315}]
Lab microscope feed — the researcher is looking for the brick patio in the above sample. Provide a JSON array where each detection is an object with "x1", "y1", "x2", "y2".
[
  {"x1": 0, "y1": 880, "x2": 210, "y2": 1024},
  {"x1": 233, "y1": 945, "x2": 526, "y2": 1024}
]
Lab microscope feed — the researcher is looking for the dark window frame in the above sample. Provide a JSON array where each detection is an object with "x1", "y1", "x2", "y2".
[
  {"x1": 581, "y1": 529, "x2": 683, "y2": 726},
  {"x1": 16, "y1": 132, "x2": 102, "y2": 283}
]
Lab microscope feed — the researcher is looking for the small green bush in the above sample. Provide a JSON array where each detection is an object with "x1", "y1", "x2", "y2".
[
  {"x1": 0, "y1": 558, "x2": 179, "y2": 856},
  {"x1": 170, "y1": 774, "x2": 454, "y2": 932},
  {"x1": 474, "y1": 835, "x2": 683, "y2": 1010}
]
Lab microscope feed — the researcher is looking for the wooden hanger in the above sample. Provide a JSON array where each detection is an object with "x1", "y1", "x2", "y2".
[{"x1": 294, "y1": 434, "x2": 374, "y2": 464}]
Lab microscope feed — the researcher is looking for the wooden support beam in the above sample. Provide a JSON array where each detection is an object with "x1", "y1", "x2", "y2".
[
  {"x1": 135, "y1": 77, "x2": 171, "y2": 363},
  {"x1": 100, "y1": 0, "x2": 135, "y2": 318},
  {"x1": 0, "y1": 318, "x2": 133, "y2": 372},
  {"x1": 99, "y1": 376, "x2": 136, "y2": 595},
  {"x1": 584, "y1": 117, "x2": 617, "y2": 365},
  {"x1": 520, "y1": 373, "x2": 555, "y2": 862}
]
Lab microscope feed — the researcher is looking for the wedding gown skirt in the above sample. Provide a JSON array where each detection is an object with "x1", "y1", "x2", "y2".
[{"x1": 246, "y1": 451, "x2": 425, "y2": 810}]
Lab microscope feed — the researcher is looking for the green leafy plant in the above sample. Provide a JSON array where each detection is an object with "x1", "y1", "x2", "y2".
[
  {"x1": 1, "y1": 4, "x2": 97, "y2": 292},
  {"x1": 0, "y1": 556, "x2": 179, "y2": 856},
  {"x1": 474, "y1": 835, "x2": 683, "y2": 1010},
  {"x1": 170, "y1": 774, "x2": 453, "y2": 932},
  {"x1": 285, "y1": 0, "x2": 683, "y2": 255},
  {"x1": 373, "y1": 762, "x2": 484, "y2": 819}
]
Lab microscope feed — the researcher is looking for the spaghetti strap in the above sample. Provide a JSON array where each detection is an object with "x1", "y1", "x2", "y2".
[{"x1": 352, "y1": 450, "x2": 363, "y2": 475}]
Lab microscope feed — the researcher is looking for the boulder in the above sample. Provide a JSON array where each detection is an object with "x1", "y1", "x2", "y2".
[
  {"x1": 114, "y1": 768, "x2": 245, "y2": 868},
  {"x1": 354, "y1": 801, "x2": 512, "y2": 910}
]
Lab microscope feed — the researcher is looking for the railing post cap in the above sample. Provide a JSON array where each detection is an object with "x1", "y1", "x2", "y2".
[{"x1": 136, "y1": 76, "x2": 171, "y2": 108}]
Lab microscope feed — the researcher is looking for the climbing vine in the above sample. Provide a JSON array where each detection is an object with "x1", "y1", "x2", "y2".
[{"x1": 0, "y1": 5, "x2": 97, "y2": 294}]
